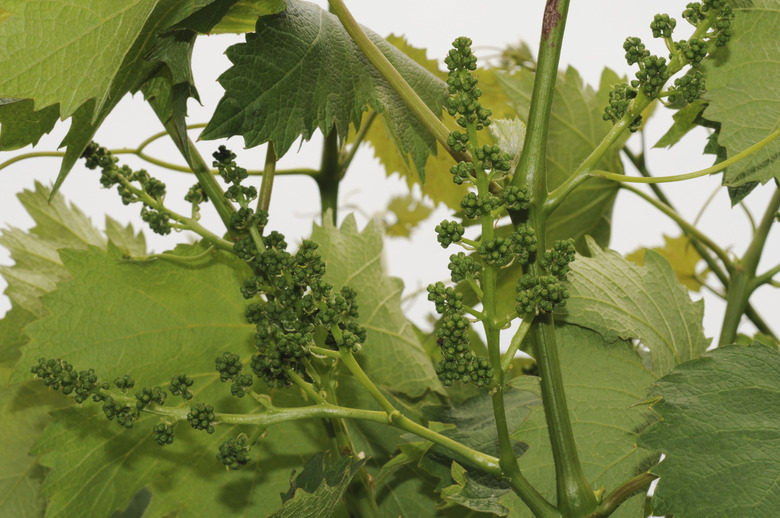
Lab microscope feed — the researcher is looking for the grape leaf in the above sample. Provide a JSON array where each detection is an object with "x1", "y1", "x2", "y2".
[
  {"x1": 441, "y1": 462, "x2": 511, "y2": 516},
  {"x1": 0, "y1": 370, "x2": 66, "y2": 518},
  {"x1": 0, "y1": 304, "x2": 35, "y2": 367},
  {"x1": 0, "y1": 0, "x2": 217, "y2": 118},
  {"x1": 703, "y1": 0, "x2": 780, "y2": 188},
  {"x1": 0, "y1": 183, "x2": 105, "y2": 318},
  {"x1": 625, "y1": 234, "x2": 704, "y2": 292},
  {"x1": 653, "y1": 100, "x2": 706, "y2": 149},
  {"x1": 356, "y1": 35, "x2": 468, "y2": 209},
  {"x1": 311, "y1": 214, "x2": 443, "y2": 398},
  {"x1": 500, "y1": 324, "x2": 659, "y2": 518},
  {"x1": 423, "y1": 389, "x2": 535, "y2": 462},
  {"x1": 13, "y1": 243, "x2": 254, "y2": 385},
  {"x1": 104, "y1": 217, "x2": 147, "y2": 258},
  {"x1": 381, "y1": 389, "x2": 534, "y2": 516},
  {"x1": 176, "y1": 0, "x2": 287, "y2": 34},
  {"x1": 495, "y1": 66, "x2": 625, "y2": 250},
  {"x1": 559, "y1": 237, "x2": 711, "y2": 376},
  {"x1": 270, "y1": 451, "x2": 366, "y2": 518},
  {"x1": 384, "y1": 194, "x2": 434, "y2": 237},
  {"x1": 0, "y1": 99, "x2": 59, "y2": 151},
  {"x1": 0, "y1": 186, "x2": 148, "y2": 517},
  {"x1": 0, "y1": 302, "x2": 66, "y2": 518},
  {"x1": 376, "y1": 465, "x2": 463, "y2": 518},
  {"x1": 201, "y1": 0, "x2": 447, "y2": 182},
  {"x1": 0, "y1": 0, "x2": 223, "y2": 193},
  {"x1": 12, "y1": 243, "x2": 335, "y2": 517},
  {"x1": 639, "y1": 343, "x2": 780, "y2": 517}
]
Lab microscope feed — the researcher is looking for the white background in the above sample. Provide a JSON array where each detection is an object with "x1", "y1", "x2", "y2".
[{"x1": 1, "y1": 1, "x2": 778, "y2": 344}]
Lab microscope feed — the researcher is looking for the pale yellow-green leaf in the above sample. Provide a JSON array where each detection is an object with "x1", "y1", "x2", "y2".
[
  {"x1": 626, "y1": 234, "x2": 703, "y2": 292},
  {"x1": 384, "y1": 194, "x2": 434, "y2": 237}
]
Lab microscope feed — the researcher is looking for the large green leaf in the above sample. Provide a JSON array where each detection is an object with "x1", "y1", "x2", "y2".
[
  {"x1": 201, "y1": 0, "x2": 447, "y2": 181},
  {"x1": 104, "y1": 217, "x2": 147, "y2": 258},
  {"x1": 12, "y1": 243, "x2": 334, "y2": 517},
  {"x1": 311, "y1": 214, "x2": 444, "y2": 399},
  {"x1": 495, "y1": 66, "x2": 625, "y2": 250},
  {"x1": 703, "y1": 0, "x2": 780, "y2": 188},
  {"x1": 0, "y1": 183, "x2": 105, "y2": 318},
  {"x1": 0, "y1": 0, "x2": 221, "y2": 192},
  {"x1": 0, "y1": 184, "x2": 146, "y2": 322},
  {"x1": 0, "y1": 305, "x2": 36, "y2": 367},
  {"x1": 0, "y1": 99, "x2": 59, "y2": 151},
  {"x1": 441, "y1": 462, "x2": 513, "y2": 516},
  {"x1": 0, "y1": 0, "x2": 218, "y2": 118},
  {"x1": 0, "y1": 185, "x2": 147, "y2": 517},
  {"x1": 500, "y1": 324, "x2": 659, "y2": 517},
  {"x1": 653, "y1": 100, "x2": 706, "y2": 149},
  {"x1": 559, "y1": 238, "x2": 711, "y2": 376},
  {"x1": 376, "y1": 463, "x2": 478, "y2": 518},
  {"x1": 375, "y1": 390, "x2": 536, "y2": 516},
  {"x1": 0, "y1": 301, "x2": 66, "y2": 518},
  {"x1": 639, "y1": 343, "x2": 780, "y2": 517},
  {"x1": 423, "y1": 390, "x2": 535, "y2": 463},
  {"x1": 0, "y1": 368, "x2": 65, "y2": 518}
]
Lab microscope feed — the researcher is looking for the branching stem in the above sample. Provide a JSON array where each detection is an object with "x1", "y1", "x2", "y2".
[
  {"x1": 112, "y1": 175, "x2": 233, "y2": 252},
  {"x1": 719, "y1": 188, "x2": 780, "y2": 345},
  {"x1": 510, "y1": 1, "x2": 596, "y2": 516},
  {"x1": 154, "y1": 114, "x2": 236, "y2": 231}
]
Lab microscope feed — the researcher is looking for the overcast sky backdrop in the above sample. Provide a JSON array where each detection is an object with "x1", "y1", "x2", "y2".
[{"x1": 1, "y1": 1, "x2": 777, "y2": 344}]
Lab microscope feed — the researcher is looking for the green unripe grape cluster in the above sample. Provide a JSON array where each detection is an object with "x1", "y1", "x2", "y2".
[
  {"x1": 217, "y1": 436, "x2": 252, "y2": 471},
  {"x1": 671, "y1": 71, "x2": 706, "y2": 104},
  {"x1": 82, "y1": 143, "x2": 173, "y2": 235},
  {"x1": 169, "y1": 374, "x2": 194, "y2": 400},
  {"x1": 603, "y1": 82, "x2": 641, "y2": 131},
  {"x1": 605, "y1": 1, "x2": 734, "y2": 125},
  {"x1": 650, "y1": 14, "x2": 676, "y2": 39},
  {"x1": 677, "y1": 38, "x2": 707, "y2": 67},
  {"x1": 152, "y1": 423, "x2": 175, "y2": 446},
  {"x1": 448, "y1": 252, "x2": 481, "y2": 283},
  {"x1": 187, "y1": 403, "x2": 217, "y2": 434},
  {"x1": 634, "y1": 55, "x2": 670, "y2": 98},
  {"x1": 516, "y1": 239, "x2": 577, "y2": 316}
]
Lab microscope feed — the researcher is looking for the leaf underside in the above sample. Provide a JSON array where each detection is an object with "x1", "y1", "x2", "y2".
[
  {"x1": 703, "y1": 0, "x2": 780, "y2": 189},
  {"x1": 560, "y1": 237, "x2": 711, "y2": 376},
  {"x1": 639, "y1": 343, "x2": 780, "y2": 517},
  {"x1": 501, "y1": 324, "x2": 658, "y2": 517},
  {"x1": 201, "y1": 0, "x2": 447, "y2": 183}
]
